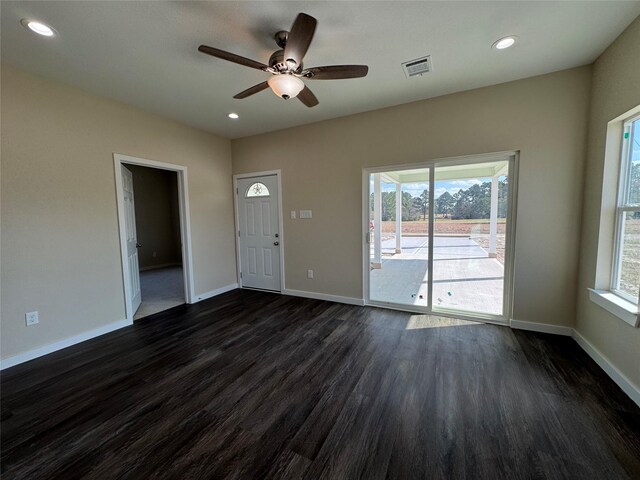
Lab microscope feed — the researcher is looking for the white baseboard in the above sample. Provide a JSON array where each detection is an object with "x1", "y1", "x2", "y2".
[
  {"x1": 193, "y1": 283, "x2": 238, "y2": 302},
  {"x1": 282, "y1": 288, "x2": 365, "y2": 306},
  {"x1": 510, "y1": 319, "x2": 574, "y2": 336},
  {"x1": 1, "y1": 284, "x2": 239, "y2": 370},
  {"x1": 0, "y1": 318, "x2": 132, "y2": 370},
  {"x1": 572, "y1": 329, "x2": 640, "y2": 407},
  {"x1": 510, "y1": 320, "x2": 640, "y2": 407}
]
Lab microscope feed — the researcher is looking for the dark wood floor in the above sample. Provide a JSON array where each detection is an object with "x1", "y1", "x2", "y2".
[{"x1": 1, "y1": 289, "x2": 639, "y2": 479}]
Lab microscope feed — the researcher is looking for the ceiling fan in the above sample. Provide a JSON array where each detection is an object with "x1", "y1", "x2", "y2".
[{"x1": 198, "y1": 13, "x2": 369, "y2": 107}]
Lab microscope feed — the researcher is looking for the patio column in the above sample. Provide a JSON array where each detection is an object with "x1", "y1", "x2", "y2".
[
  {"x1": 489, "y1": 176, "x2": 499, "y2": 258},
  {"x1": 372, "y1": 173, "x2": 382, "y2": 269},
  {"x1": 395, "y1": 183, "x2": 402, "y2": 254}
]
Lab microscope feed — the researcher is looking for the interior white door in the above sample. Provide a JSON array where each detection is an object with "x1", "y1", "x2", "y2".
[
  {"x1": 237, "y1": 175, "x2": 281, "y2": 291},
  {"x1": 121, "y1": 165, "x2": 142, "y2": 314}
]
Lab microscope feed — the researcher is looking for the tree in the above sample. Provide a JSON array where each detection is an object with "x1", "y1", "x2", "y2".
[
  {"x1": 436, "y1": 191, "x2": 454, "y2": 218},
  {"x1": 372, "y1": 177, "x2": 512, "y2": 222},
  {"x1": 498, "y1": 177, "x2": 509, "y2": 218},
  {"x1": 443, "y1": 179, "x2": 510, "y2": 220},
  {"x1": 419, "y1": 190, "x2": 429, "y2": 220},
  {"x1": 411, "y1": 197, "x2": 424, "y2": 221},
  {"x1": 382, "y1": 191, "x2": 395, "y2": 221},
  {"x1": 452, "y1": 189, "x2": 469, "y2": 219},
  {"x1": 403, "y1": 191, "x2": 420, "y2": 221}
]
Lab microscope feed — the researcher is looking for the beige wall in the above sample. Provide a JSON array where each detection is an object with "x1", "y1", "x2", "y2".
[
  {"x1": 126, "y1": 165, "x2": 181, "y2": 269},
  {"x1": 575, "y1": 18, "x2": 640, "y2": 388},
  {"x1": 232, "y1": 66, "x2": 592, "y2": 327},
  {"x1": 1, "y1": 65, "x2": 237, "y2": 360}
]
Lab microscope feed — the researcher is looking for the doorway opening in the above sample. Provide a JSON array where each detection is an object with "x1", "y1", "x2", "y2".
[
  {"x1": 114, "y1": 154, "x2": 195, "y2": 323},
  {"x1": 365, "y1": 152, "x2": 518, "y2": 324},
  {"x1": 125, "y1": 164, "x2": 183, "y2": 319}
]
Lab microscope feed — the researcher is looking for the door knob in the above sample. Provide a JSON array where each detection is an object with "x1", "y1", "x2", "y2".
[{"x1": 274, "y1": 241, "x2": 279, "y2": 246}]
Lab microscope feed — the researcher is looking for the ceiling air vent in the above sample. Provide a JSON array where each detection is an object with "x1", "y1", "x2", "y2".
[{"x1": 401, "y1": 56, "x2": 431, "y2": 78}]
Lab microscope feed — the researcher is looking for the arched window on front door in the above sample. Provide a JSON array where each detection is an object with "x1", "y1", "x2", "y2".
[{"x1": 245, "y1": 182, "x2": 270, "y2": 198}]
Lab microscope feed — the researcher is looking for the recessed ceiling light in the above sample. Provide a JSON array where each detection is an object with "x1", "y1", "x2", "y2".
[
  {"x1": 493, "y1": 36, "x2": 517, "y2": 50},
  {"x1": 21, "y1": 19, "x2": 56, "y2": 37},
  {"x1": 228, "y1": 113, "x2": 239, "y2": 119}
]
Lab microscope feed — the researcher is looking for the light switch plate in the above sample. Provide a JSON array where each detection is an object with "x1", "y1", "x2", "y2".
[
  {"x1": 290, "y1": 210, "x2": 296, "y2": 219},
  {"x1": 300, "y1": 210, "x2": 312, "y2": 219}
]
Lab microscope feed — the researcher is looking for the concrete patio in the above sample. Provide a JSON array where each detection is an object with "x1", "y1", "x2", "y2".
[{"x1": 370, "y1": 235, "x2": 504, "y2": 315}]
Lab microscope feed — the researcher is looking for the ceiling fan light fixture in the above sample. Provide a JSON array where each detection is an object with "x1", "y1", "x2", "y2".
[{"x1": 267, "y1": 74, "x2": 304, "y2": 100}]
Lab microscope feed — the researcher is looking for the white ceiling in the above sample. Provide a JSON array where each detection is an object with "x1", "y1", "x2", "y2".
[{"x1": 2, "y1": 1, "x2": 639, "y2": 139}]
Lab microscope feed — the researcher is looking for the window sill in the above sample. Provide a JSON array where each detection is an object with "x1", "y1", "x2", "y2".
[{"x1": 588, "y1": 289, "x2": 639, "y2": 327}]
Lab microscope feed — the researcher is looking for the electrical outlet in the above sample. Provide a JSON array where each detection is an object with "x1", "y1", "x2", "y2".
[
  {"x1": 300, "y1": 210, "x2": 312, "y2": 219},
  {"x1": 25, "y1": 311, "x2": 39, "y2": 326},
  {"x1": 307, "y1": 269, "x2": 314, "y2": 279},
  {"x1": 290, "y1": 210, "x2": 296, "y2": 219}
]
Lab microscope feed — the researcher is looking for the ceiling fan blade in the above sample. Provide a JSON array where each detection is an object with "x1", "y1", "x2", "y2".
[
  {"x1": 284, "y1": 13, "x2": 317, "y2": 67},
  {"x1": 297, "y1": 85, "x2": 319, "y2": 108},
  {"x1": 304, "y1": 65, "x2": 369, "y2": 80},
  {"x1": 233, "y1": 81, "x2": 270, "y2": 99},
  {"x1": 198, "y1": 45, "x2": 268, "y2": 71}
]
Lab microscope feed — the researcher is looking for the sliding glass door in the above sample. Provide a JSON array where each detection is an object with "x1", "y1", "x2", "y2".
[
  {"x1": 368, "y1": 169, "x2": 431, "y2": 307},
  {"x1": 366, "y1": 154, "x2": 516, "y2": 323},
  {"x1": 431, "y1": 160, "x2": 510, "y2": 317}
]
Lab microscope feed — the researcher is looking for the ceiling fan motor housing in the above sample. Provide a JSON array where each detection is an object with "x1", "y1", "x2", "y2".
[
  {"x1": 274, "y1": 30, "x2": 288, "y2": 48},
  {"x1": 269, "y1": 49, "x2": 302, "y2": 73}
]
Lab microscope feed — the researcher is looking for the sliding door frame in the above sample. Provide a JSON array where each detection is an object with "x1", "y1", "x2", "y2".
[{"x1": 362, "y1": 151, "x2": 519, "y2": 326}]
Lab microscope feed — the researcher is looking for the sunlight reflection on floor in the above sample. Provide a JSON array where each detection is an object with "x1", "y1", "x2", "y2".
[{"x1": 405, "y1": 314, "x2": 480, "y2": 330}]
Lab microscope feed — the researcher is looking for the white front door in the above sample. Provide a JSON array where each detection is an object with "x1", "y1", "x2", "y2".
[
  {"x1": 237, "y1": 175, "x2": 281, "y2": 291},
  {"x1": 121, "y1": 165, "x2": 142, "y2": 314}
]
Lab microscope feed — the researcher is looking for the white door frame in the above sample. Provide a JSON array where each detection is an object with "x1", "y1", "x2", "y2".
[
  {"x1": 362, "y1": 150, "x2": 519, "y2": 326},
  {"x1": 233, "y1": 170, "x2": 285, "y2": 293},
  {"x1": 114, "y1": 153, "x2": 196, "y2": 322}
]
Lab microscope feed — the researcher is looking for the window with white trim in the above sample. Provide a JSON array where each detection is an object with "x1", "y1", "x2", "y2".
[{"x1": 611, "y1": 114, "x2": 640, "y2": 305}]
